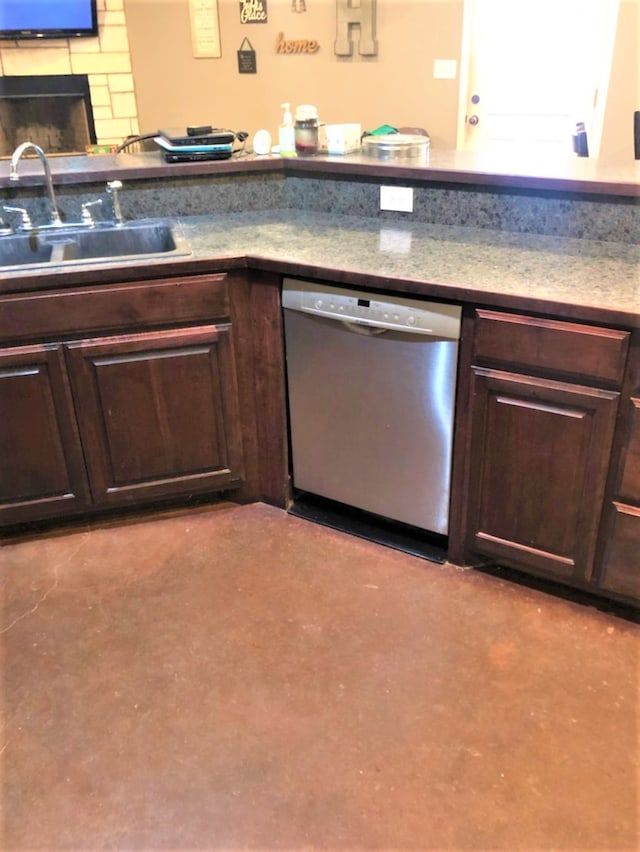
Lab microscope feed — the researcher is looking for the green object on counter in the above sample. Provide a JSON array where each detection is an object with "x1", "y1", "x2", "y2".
[{"x1": 363, "y1": 124, "x2": 398, "y2": 137}]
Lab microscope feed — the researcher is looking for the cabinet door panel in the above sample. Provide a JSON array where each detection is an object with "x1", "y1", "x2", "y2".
[
  {"x1": 598, "y1": 503, "x2": 640, "y2": 600},
  {"x1": 65, "y1": 326, "x2": 244, "y2": 506},
  {"x1": 0, "y1": 344, "x2": 90, "y2": 525},
  {"x1": 468, "y1": 368, "x2": 619, "y2": 580},
  {"x1": 619, "y1": 397, "x2": 640, "y2": 502}
]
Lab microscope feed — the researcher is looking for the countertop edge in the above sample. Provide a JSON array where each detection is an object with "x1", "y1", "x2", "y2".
[{"x1": 1, "y1": 150, "x2": 639, "y2": 198}]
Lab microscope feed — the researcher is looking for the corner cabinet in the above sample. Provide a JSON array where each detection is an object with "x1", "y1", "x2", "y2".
[
  {"x1": 594, "y1": 331, "x2": 640, "y2": 601},
  {"x1": 0, "y1": 269, "x2": 288, "y2": 529},
  {"x1": 453, "y1": 309, "x2": 630, "y2": 593}
]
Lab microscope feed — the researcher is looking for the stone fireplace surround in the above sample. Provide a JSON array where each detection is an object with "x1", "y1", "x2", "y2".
[{"x1": 0, "y1": 0, "x2": 138, "y2": 153}]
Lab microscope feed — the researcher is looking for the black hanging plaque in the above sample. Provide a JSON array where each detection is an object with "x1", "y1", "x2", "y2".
[{"x1": 237, "y1": 37, "x2": 257, "y2": 73}]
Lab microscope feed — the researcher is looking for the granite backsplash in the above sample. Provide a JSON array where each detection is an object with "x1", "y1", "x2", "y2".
[{"x1": 1, "y1": 168, "x2": 638, "y2": 245}]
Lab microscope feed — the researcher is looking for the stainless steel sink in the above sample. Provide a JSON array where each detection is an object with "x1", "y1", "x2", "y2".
[
  {"x1": 0, "y1": 232, "x2": 55, "y2": 266},
  {"x1": 0, "y1": 220, "x2": 191, "y2": 271}
]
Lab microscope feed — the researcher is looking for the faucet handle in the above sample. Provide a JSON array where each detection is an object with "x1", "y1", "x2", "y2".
[
  {"x1": 3, "y1": 205, "x2": 33, "y2": 231},
  {"x1": 81, "y1": 199, "x2": 103, "y2": 226},
  {"x1": 106, "y1": 180, "x2": 124, "y2": 225}
]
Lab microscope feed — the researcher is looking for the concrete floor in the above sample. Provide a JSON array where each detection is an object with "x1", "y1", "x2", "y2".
[{"x1": 1, "y1": 501, "x2": 638, "y2": 851}]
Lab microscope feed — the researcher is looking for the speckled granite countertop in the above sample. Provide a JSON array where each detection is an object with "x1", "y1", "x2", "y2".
[
  {"x1": 1, "y1": 211, "x2": 639, "y2": 329},
  {"x1": 180, "y1": 211, "x2": 640, "y2": 327}
]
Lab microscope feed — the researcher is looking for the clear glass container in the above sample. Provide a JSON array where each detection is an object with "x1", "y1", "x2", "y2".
[{"x1": 294, "y1": 104, "x2": 319, "y2": 155}]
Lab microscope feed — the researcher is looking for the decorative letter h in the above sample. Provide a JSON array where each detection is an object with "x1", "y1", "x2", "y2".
[{"x1": 335, "y1": 0, "x2": 377, "y2": 56}]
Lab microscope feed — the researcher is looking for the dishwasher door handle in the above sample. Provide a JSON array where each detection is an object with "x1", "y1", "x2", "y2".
[{"x1": 340, "y1": 320, "x2": 389, "y2": 336}]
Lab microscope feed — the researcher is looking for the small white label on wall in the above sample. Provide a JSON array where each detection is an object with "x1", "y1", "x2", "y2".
[{"x1": 189, "y1": 0, "x2": 221, "y2": 58}]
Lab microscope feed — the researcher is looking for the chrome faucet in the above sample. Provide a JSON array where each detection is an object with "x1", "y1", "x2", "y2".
[
  {"x1": 106, "y1": 180, "x2": 124, "y2": 225},
  {"x1": 9, "y1": 141, "x2": 63, "y2": 227}
]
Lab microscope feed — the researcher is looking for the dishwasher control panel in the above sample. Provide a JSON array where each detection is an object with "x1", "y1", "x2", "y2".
[{"x1": 282, "y1": 278, "x2": 461, "y2": 339}]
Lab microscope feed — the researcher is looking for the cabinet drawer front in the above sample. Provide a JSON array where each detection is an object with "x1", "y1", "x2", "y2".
[
  {"x1": 619, "y1": 397, "x2": 640, "y2": 502},
  {"x1": 474, "y1": 310, "x2": 629, "y2": 386},
  {"x1": 0, "y1": 273, "x2": 229, "y2": 343}
]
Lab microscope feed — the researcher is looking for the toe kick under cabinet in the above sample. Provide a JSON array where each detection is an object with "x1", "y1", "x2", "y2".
[
  {"x1": 456, "y1": 308, "x2": 637, "y2": 603},
  {"x1": 0, "y1": 272, "x2": 250, "y2": 527}
]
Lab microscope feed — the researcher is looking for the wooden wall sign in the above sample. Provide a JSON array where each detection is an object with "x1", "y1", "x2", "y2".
[
  {"x1": 335, "y1": 0, "x2": 377, "y2": 56},
  {"x1": 276, "y1": 32, "x2": 319, "y2": 54},
  {"x1": 240, "y1": 0, "x2": 268, "y2": 24},
  {"x1": 188, "y1": 0, "x2": 221, "y2": 58}
]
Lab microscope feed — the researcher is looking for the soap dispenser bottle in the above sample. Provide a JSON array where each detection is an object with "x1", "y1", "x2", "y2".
[{"x1": 279, "y1": 103, "x2": 296, "y2": 156}]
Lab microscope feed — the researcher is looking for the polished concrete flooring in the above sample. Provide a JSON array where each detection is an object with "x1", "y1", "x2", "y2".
[{"x1": 1, "y1": 501, "x2": 638, "y2": 851}]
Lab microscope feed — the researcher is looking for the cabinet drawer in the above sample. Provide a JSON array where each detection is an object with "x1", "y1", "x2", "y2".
[
  {"x1": 0, "y1": 273, "x2": 229, "y2": 343},
  {"x1": 619, "y1": 397, "x2": 640, "y2": 502},
  {"x1": 474, "y1": 310, "x2": 629, "y2": 386}
]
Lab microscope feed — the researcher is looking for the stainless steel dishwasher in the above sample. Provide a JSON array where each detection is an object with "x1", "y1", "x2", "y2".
[{"x1": 282, "y1": 278, "x2": 462, "y2": 538}]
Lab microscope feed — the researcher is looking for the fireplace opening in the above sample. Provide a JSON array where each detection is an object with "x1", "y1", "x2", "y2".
[{"x1": 0, "y1": 74, "x2": 97, "y2": 157}]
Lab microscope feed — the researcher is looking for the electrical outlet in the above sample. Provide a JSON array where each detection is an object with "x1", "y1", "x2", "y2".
[{"x1": 380, "y1": 186, "x2": 414, "y2": 213}]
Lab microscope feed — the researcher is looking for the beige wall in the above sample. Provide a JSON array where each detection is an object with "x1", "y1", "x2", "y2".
[
  {"x1": 125, "y1": 0, "x2": 463, "y2": 148},
  {"x1": 1, "y1": 0, "x2": 636, "y2": 158},
  {"x1": 0, "y1": 0, "x2": 140, "y2": 145}
]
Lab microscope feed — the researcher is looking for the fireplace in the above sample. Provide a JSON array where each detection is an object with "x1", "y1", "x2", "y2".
[{"x1": 0, "y1": 74, "x2": 97, "y2": 157}]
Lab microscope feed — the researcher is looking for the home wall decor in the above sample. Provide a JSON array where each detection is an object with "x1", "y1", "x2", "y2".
[
  {"x1": 335, "y1": 0, "x2": 377, "y2": 56},
  {"x1": 276, "y1": 32, "x2": 320, "y2": 54},
  {"x1": 239, "y1": 0, "x2": 268, "y2": 24},
  {"x1": 189, "y1": 0, "x2": 221, "y2": 58}
]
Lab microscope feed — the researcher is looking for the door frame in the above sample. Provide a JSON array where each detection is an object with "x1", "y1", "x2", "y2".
[{"x1": 456, "y1": 0, "x2": 621, "y2": 158}]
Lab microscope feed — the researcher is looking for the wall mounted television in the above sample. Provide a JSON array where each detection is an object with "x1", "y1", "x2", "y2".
[{"x1": 0, "y1": 0, "x2": 98, "y2": 40}]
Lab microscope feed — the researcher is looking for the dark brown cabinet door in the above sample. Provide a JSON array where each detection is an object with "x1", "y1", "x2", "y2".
[
  {"x1": 467, "y1": 367, "x2": 619, "y2": 582},
  {"x1": 0, "y1": 343, "x2": 90, "y2": 525},
  {"x1": 595, "y1": 396, "x2": 640, "y2": 601},
  {"x1": 598, "y1": 502, "x2": 640, "y2": 599},
  {"x1": 65, "y1": 325, "x2": 244, "y2": 507}
]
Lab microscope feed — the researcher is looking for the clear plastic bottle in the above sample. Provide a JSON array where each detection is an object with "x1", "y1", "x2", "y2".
[
  {"x1": 278, "y1": 103, "x2": 296, "y2": 157},
  {"x1": 294, "y1": 104, "x2": 319, "y2": 155}
]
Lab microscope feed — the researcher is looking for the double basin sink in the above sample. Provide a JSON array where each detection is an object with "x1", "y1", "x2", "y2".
[{"x1": 0, "y1": 219, "x2": 191, "y2": 272}]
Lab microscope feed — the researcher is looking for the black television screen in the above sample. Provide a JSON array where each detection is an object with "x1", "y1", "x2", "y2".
[{"x1": 0, "y1": 0, "x2": 98, "y2": 39}]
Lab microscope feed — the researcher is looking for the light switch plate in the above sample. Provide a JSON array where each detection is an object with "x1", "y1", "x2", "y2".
[
  {"x1": 433, "y1": 59, "x2": 457, "y2": 80},
  {"x1": 380, "y1": 186, "x2": 414, "y2": 213}
]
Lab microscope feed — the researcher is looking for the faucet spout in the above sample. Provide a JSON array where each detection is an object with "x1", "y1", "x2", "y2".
[{"x1": 9, "y1": 141, "x2": 63, "y2": 227}]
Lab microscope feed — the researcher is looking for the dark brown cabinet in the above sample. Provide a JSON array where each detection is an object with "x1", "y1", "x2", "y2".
[
  {"x1": 595, "y1": 334, "x2": 640, "y2": 602},
  {"x1": 466, "y1": 367, "x2": 619, "y2": 581},
  {"x1": 458, "y1": 309, "x2": 630, "y2": 588},
  {"x1": 65, "y1": 325, "x2": 244, "y2": 507},
  {"x1": 0, "y1": 343, "x2": 90, "y2": 525},
  {"x1": 0, "y1": 271, "x2": 255, "y2": 528}
]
